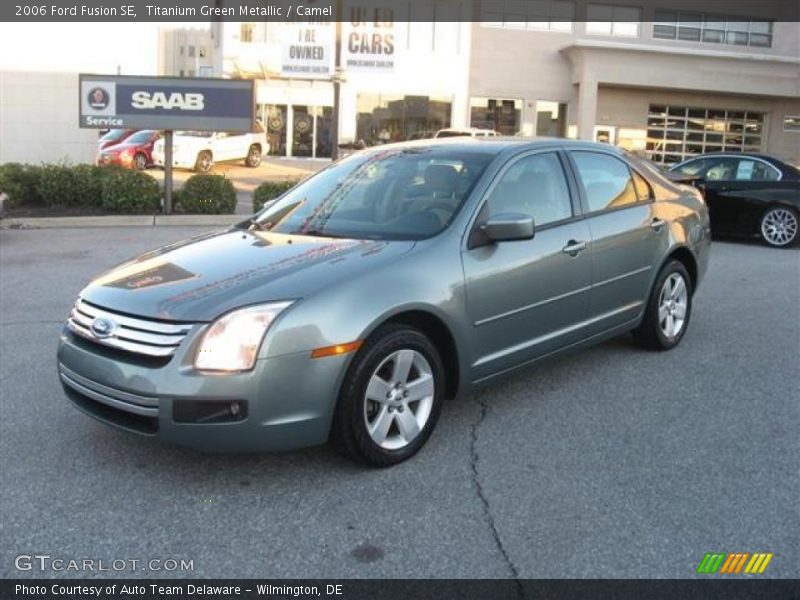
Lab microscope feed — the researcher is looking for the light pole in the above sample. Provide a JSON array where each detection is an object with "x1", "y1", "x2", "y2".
[{"x1": 330, "y1": 0, "x2": 344, "y2": 160}]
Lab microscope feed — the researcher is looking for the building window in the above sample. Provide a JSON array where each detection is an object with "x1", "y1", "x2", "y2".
[
  {"x1": 535, "y1": 101, "x2": 568, "y2": 138},
  {"x1": 240, "y1": 23, "x2": 255, "y2": 43},
  {"x1": 646, "y1": 105, "x2": 765, "y2": 166},
  {"x1": 187, "y1": 45, "x2": 195, "y2": 57},
  {"x1": 783, "y1": 116, "x2": 800, "y2": 132},
  {"x1": 179, "y1": 46, "x2": 184, "y2": 56},
  {"x1": 482, "y1": 0, "x2": 574, "y2": 32},
  {"x1": 356, "y1": 94, "x2": 452, "y2": 145},
  {"x1": 199, "y1": 47, "x2": 207, "y2": 58},
  {"x1": 470, "y1": 98, "x2": 522, "y2": 135},
  {"x1": 654, "y1": 10, "x2": 773, "y2": 47},
  {"x1": 585, "y1": 4, "x2": 641, "y2": 37}
]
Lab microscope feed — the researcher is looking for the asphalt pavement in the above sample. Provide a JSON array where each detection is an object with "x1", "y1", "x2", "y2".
[{"x1": 0, "y1": 228, "x2": 797, "y2": 579}]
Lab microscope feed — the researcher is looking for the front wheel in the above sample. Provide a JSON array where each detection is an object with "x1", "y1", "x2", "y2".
[
  {"x1": 245, "y1": 144, "x2": 262, "y2": 168},
  {"x1": 760, "y1": 206, "x2": 798, "y2": 248},
  {"x1": 194, "y1": 151, "x2": 213, "y2": 173},
  {"x1": 633, "y1": 260, "x2": 693, "y2": 351},
  {"x1": 133, "y1": 153, "x2": 147, "y2": 171},
  {"x1": 330, "y1": 324, "x2": 445, "y2": 467}
]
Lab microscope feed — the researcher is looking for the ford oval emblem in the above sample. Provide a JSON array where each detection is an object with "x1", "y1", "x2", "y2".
[{"x1": 91, "y1": 317, "x2": 116, "y2": 338}]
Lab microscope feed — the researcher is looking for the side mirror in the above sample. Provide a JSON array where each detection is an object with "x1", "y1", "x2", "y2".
[{"x1": 481, "y1": 213, "x2": 535, "y2": 243}]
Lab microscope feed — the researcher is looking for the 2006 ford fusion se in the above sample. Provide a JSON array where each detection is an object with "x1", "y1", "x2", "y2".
[{"x1": 58, "y1": 139, "x2": 710, "y2": 466}]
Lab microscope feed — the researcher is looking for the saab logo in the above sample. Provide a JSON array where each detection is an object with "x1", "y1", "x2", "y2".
[
  {"x1": 131, "y1": 91, "x2": 205, "y2": 111},
  {"x1": 696, "y1": 552, "x2": 773, "y2": 575},
  {"x1": 87, "y1": 87, "x2": 110, "y2": 110}
]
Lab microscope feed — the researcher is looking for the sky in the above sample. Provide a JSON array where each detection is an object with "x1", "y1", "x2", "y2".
[{"x1": 0, "y1": 23, "x2": 208, "y2": 75}]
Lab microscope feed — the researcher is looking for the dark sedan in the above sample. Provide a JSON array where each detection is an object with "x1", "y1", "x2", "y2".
[{"x1": 670, "y1": 153, "x2": 799, "y2": 248}]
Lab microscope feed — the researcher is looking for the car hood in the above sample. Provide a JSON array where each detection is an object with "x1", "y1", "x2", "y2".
[{"x1": 79, "y1": 229, "x2": 415, "y2": 322}]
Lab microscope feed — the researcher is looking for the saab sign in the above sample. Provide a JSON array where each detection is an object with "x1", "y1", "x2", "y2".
[{"x1": 79, "y1": 75, "x2": 255, "y2": 132}]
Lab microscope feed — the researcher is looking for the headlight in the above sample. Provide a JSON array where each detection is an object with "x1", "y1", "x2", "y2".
[{"x1": 194, "y1": 302, "x2": 292, "y2": 372}]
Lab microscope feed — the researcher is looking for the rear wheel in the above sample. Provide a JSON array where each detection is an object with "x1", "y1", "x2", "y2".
[
  {"x1": 760, "y1": 206, "x2": 798, "y2": 248},
  {"x1": 331, "y1": 324, "x2": 444, "y2": 467},
  {"x1": 245, "y1": 144, "x2": 262, "y2": 168},
  {"x1": 133, "y1": 153, "x2": 147, "y2": 171},
  {"x1": 194, "y1": 151, "x2": 212, "y2": 173},
  {"x1": 633, "y1": 260, "x2": 692, "y2": 351}
]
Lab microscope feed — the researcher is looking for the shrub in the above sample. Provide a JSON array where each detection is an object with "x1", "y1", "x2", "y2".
[
  {"x1": 0, "y1": 163, "x2": 43, "y2": 207},
  {"x1": 252, "y1": 180, "x2": 297, "y2": 212},
  {"x1": 177, "y1": 174, "x2": 236, "y2": 214},
  {"x1": 101, "y1": 168, "x2": 161, "y2": 214}
]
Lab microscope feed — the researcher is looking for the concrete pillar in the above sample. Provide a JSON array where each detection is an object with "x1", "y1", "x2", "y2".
[{"x1": 576, "y1": 77, "x2": 598, "y2": 141}]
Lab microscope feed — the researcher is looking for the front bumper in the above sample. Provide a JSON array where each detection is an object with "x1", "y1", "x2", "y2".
[{"x1": 57, "y1": 326, "x2": 350, "y2": 452}]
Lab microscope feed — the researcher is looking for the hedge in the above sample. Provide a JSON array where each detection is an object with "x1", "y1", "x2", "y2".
[
  {"x1": 252, "y1": 180, "x2": 298, "y2": 212},
  {"x1": 1, "y1": 163, "x2": 240, "y2": 214},
  {"x1": 177, "y1": 174, "x2": 237, "y2": 214},
  {"x1": 0, "y1": 163, "x2": 43, "y2": 207},
  {"x1": 100, "y1": 168, "x2": 162, "y2": 213}
]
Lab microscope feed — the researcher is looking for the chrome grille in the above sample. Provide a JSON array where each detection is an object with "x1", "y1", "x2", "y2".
[{"x1": 67, "y1": 298, "x2": 194, "y2": 357}]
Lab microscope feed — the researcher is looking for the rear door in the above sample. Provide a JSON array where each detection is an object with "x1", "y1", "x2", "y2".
[
  {"x1": 462, "y1": 150, "x2": 592, "y2": 380},
  {"x1": 567, "y1": 150, "x2": 668, "y2": 334}
]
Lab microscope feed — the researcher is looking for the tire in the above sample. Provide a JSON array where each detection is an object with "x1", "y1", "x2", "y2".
[
  {"x1": 330, "y1": 324, "x2": 445, "y2": 467},
  {"x1": 133, "y1": 153, "x2": 147, "y2": 171},
  {"x1": 194, "y1": 151, "x2": 212, "y2": 173},
  {"x1": 760, "y1": 206, "x2": 799, "y2": 248},
  {"x1": 633, "y1": 260, "x2": 693, "y2": 351},
  {"x1": 245, "y1": 144, "x2": 262, "y2": 168}
]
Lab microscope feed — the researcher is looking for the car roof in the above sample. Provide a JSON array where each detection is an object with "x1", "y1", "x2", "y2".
[{"x1": 358, "y1": 136, "x2": 625, "y2": 157}]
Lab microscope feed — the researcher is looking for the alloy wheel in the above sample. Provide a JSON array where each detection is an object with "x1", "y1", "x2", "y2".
[
  {"x1": 658, "y1": 273, "x2": 688, "y2": 340},
  {"x1": 134, "y1": 154, "x2": 146, "y2": 170},
  {"x1": 761, "y1": 208, "x2": 798, "y2": 247},
  {"x1": 363, "y1": 349, "x2": 435, "y2": 450}
]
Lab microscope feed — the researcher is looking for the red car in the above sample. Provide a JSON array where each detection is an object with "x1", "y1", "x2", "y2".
[
  {"x1": 97, "y1": 129, "x2": 136, "y2": 151},
  {"x1": 97, "y1": 130, "x2": 161, "y2": 170}
]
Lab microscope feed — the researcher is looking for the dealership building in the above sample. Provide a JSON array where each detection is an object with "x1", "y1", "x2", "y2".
[
  {"x1": 207, "y1": 0, "x2": 798, "y2": 165},
  {"x1": 1, "y1": 2, "x2": 797, "y2": 166}
]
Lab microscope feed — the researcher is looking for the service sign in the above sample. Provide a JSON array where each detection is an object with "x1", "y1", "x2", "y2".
[
  {"x1": 280, "y1": 20, "x2": 335, "y2": 79},
  {"x1": 78, "y1": 75, "x2": 255, "y2": 132}
]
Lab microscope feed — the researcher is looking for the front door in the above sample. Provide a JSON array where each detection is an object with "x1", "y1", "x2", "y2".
[{"x1": 462, "y1": 151, "x2": 592, "y2": 381}]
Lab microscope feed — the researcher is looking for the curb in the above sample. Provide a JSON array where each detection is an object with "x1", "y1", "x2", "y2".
[{"x1": 1, "y1": 214, "x2": 245, "y2": 229}]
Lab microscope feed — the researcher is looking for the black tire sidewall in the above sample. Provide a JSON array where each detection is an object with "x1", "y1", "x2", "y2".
[
  {"x1": 333, "y1": 325, "x2": 445, "y2": 466},
  {"x1": 649, "y1": 261, "x2": 693, "y2": 350}
]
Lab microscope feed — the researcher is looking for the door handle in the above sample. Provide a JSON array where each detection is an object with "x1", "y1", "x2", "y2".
[
  {"x1": 650, "y1": 218, "x2": 666, "y2": 232},
  {"x1": 562, "y1": 240, "x2": 587, "y2": 256}
]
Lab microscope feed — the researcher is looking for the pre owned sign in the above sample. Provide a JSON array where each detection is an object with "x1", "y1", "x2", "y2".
[{"x1": 79, "y1": 74, "x2": 255, "y2": 132}]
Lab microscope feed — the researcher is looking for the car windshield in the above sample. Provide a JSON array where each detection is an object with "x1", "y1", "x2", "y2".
[
  {"x1": 125, "y1": 130, "x2": 156, "y2": 144},
  {"x1": 99, "y1": 129, "x2": 127, "y2": 142},
  {"x1": 252, "y1": 147, "x2": 495, "y2": 241},
  {"x1": 176, "y1": 131, "x2": 213, "y2": 137}
]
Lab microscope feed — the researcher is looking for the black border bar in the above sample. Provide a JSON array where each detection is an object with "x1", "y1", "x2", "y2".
[
  {"x1": 3, "y1": 579, "x2": 800, "y2": 600},
  {"x1": 2, "y1": 0, "x2": 799, "y2": 23}
]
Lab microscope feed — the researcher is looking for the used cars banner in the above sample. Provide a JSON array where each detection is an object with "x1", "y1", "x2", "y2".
[{"x1": 78, "y1": 74, "x2": 255, "y2": 132}]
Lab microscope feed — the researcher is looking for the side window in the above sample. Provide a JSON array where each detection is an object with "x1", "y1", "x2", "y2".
[
  {"x1": 735, "y1": 159, "x2": 781, "y2": 182},
  {"x1": 703, "y1": 157, "x2": 739, "y2": 181},
  {"x1": 631, "y1": 169, "x2": 654, "y2": 201},
  {"x1": 572, "y1": 152, "x2": 639, "y2": 212},
  {"x1": 675, "y1": 158, "x2": 707, "y2": 176},
  {"x1": 484, "y1": 152, "x2": 573, "y2": 226}
]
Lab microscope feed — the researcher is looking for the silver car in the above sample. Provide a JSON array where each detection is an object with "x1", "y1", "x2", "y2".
[{"x1": 58, "y1": 139, "x2": 711, "y2": 466}]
